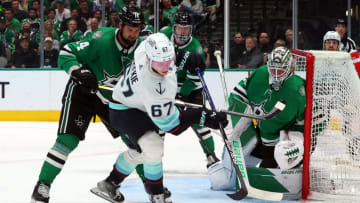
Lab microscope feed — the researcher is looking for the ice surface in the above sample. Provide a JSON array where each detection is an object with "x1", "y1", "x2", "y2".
[{"x1": 0, "y1": 122, "x2": 299, "y2": 203}]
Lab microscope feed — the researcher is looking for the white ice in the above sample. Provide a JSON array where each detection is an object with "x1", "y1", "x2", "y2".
[{"x1": 0, "y1": 122, "x2": 299, "y2": 203}]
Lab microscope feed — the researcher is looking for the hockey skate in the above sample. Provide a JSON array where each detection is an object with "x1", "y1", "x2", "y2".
[
  {"x1": 31, "y1": 181, "x2": 50, "y2": 203},
  {"x1": 149, "y1": 193, "x2": 170, "y2": 203},
  {"x1": 90, "y1": 179, "x2": 124, "y2": 203},
  {"x1": 143, "y1": 181, "x2": 172, "y2": 203}
]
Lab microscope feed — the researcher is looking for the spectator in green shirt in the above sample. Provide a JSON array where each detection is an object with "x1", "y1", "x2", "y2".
[
  {"x1": 60, "y1": 18, "x2": 83, "y2": 47},
  {"x1": 161, "y1": 0, "x2": 178, "y2": 26},
  {"x1": 5, "y1": 9, "x2": 21, "y2": 35},
  {"x1": 0, "y1": 14, "x2": 16, "y2": 50}
]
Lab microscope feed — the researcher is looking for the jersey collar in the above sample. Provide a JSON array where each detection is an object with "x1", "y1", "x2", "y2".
[{"x1": 114, "y1": 28, "x2": 138, "y2": 54}]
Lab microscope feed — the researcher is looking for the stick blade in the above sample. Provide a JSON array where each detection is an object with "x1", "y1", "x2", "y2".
[
  {"x1": 226, "y1": 189, "x2": 248, "y2": 200},
  {"x1": 264, "y1": 100, "x2": 287, "y2": 120},
  {"x1": 248, "y1": 186, "x2": 283, "y2": 201}
]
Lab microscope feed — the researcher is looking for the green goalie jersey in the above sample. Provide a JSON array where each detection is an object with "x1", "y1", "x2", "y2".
[
  {"x1": 58, "y1": 27, "x2": 142, "y2": 101},
  {"x1": 229, "y1": 65, "x2": 306, "y2": 144},
  {"x1": 160, "y1": 26, "x2": 205, "y2": 97}
]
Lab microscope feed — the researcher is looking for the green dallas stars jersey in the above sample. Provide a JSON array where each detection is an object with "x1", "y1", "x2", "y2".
[
  {"x1": 0, "y1": 28, "x2": 15, "y2": 49},
  {"x1": 58, "y1": 27, "x2": 142, "y2": 101},
  {"x1": 160, "y1": 26, "x2": 205, "y2": 97},
  {"x1": 229, "y1": 65, "x2": 306, "y2": 143}
]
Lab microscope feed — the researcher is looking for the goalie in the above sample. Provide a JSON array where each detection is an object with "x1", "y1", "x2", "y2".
[{"x1": 208, "y1": 47, "x2": 306, "y2": 200}]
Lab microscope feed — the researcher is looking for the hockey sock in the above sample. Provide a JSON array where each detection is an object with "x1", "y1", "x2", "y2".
[
  {"x1": 107, "y1": 164, "x2": 129, "y2": 185},
  {"x1": 109, "y1": 152, "x2": 136, "y2": 184},
  {"x1": 39, "y1": 134, "x2": 79, "y2": 185},
  {"x1": 135, "y1": 164, "x2": 146, "y2": 182},
  {"x1": 194, "y1": 126, "x2": 215, "y2": 156},
  {"x1": 144, "y1": 161, "x2": 164, "y2": 195}
]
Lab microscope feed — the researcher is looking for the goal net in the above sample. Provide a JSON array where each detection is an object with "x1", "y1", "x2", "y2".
[{"x1": 292, "y1": 50, "x2": 360, "y2": 201}]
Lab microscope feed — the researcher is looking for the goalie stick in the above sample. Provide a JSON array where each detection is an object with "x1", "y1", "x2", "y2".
[
  {"x1": 196, "y1": 68, "x2": 247, "y2": 200},
  {"x1": 175, "y1": 100, "x2": 285, "y2": 121},
  {"x1": 214, "y1": 51, "x2": 284, "y2": 201},
  {"x1": 99, "y1": 86, "x2": 285, "y2": 120}
]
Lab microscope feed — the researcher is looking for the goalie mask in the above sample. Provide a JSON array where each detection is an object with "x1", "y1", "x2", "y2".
[
  {"x1": 173, "y1": 9, "x2": 192, "y2": 44},
  {"x1": 267, "y1": 46, "x2": 293, "y2": 91},
  {"x1": 323, "y1": 31, "x2": 340, "y2": 51},
  {"x1": 145, "y1": 33, "x2": 175, "y2": 75}
]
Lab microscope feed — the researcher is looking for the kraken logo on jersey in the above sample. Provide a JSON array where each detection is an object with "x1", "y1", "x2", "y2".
[
  {"x1": 155, "y1": 82, "x2": 166, "y2": 95},
  {"x1": 99, "y1": 71, "x2": 122, "y2": 88}
]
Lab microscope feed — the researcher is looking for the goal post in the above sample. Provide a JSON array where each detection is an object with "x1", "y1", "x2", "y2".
[{"x1": 292, "y1": 49, "x2": 360, "y2": 201}]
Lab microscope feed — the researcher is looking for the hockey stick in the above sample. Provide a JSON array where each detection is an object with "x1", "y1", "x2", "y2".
[
  {"x1": 195, "y1": 68, "x2": 247, "y2": 200},
  {"x1": 175, "y1": 100, "x2": 286, "y2": 120},
  {"x1": 177, "y1": 105, "x2": 220, "y2": 163},
  {"x1": 213, "y1": 53, "x2": 284, "y2": 201},
  {"x1": 214, "y1": 50, "x2": 230, "y2": 106},
  {"x1": 99, "y1": 85, "x2": 220, "y2": 163},
  {"x1": 99, "y1": 85, "x2": 114, "y2": 91},
  {"x1": 100, "y1": 86, "x2": 285, "y2": 120}
]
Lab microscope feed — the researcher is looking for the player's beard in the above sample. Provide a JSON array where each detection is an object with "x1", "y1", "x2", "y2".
[{"x1": 120, "y1": 29, "x2": 136, "y2": 48}]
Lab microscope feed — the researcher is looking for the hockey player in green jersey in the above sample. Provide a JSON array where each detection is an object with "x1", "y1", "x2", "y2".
[
  {"x1": 210, "y1": 47, "x2": 306, "y2": 199},
  {"x1": 160, "y1": 8, "x2": 221, "y2": 183},
  {"x1": 31, "y1": 6, "x2": 144, "y2": 203}
]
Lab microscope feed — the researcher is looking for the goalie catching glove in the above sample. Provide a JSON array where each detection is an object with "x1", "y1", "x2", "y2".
[
  {"x1": 70, "y1": 66, "x2": 98, "y2": 94},
  {"x1": 175, "y1": 50, "x2": 206, "y2": 74},
  {"x1": 274, "y1": 130, "x2": 304, "y2": 170}
]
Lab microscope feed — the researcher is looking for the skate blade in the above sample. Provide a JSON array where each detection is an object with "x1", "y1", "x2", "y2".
[
  {"x1": 90, "y1": 187, "x2": 124, "y2": 203},
  {"x1": 30, "y1": 199, "x2": 46, "y2": 203}
]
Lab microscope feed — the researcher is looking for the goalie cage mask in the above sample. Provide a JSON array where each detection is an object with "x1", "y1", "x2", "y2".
[{"x1": 267, "y1": 46, "x2": 293, "y2": 91}]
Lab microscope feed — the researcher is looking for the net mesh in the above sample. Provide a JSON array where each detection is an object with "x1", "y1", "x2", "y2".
[{"x1": 293, "y1": 50, "x2": 360, "y2": 200}]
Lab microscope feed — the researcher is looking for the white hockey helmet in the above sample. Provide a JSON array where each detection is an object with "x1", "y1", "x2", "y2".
[
  {"x1": 267, "y1": 46, "x2": 293, "y2": 91},
  {"x1": 145, "y1": 33, "x2": 175, "y2": 75},
  {"x1": 323, "y1": 31, "x2": 341, "y2": 50}
]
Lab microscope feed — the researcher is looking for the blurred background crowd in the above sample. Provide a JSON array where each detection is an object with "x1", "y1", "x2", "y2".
[{"x1": 0, "y1": 0, "x2": 358, "y2": 69}]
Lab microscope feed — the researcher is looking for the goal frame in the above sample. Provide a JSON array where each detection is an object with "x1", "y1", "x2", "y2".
[{"x1": 290, "y1": 49, "x2": 314, "y2": 200}]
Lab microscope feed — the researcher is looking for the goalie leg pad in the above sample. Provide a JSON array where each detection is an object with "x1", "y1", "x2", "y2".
[
  {"x1": 138, "y1": 131, "x2": 164, "y2": 162},
  {"x1": 208, "y1": 160, "x2": 236, "y2": 191}
]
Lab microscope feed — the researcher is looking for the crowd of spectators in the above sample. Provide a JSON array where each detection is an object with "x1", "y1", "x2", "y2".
[
  {"x1": 0, "y1": 0, "x2": 221, "y2": 68},
  {"x1": 0, "y1": 0, "x2": 356, "y2": 69}
]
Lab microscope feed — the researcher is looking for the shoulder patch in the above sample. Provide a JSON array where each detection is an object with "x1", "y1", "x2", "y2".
[
  {"x1": 299, "y1": 85, "x2": 305, "y2": 96},
  {"x1": 196, "y1": 46, "x2": 203, "y2": 54},
  {"x1": 92, "y1": 30, "x2": 103, "y2": 39}
]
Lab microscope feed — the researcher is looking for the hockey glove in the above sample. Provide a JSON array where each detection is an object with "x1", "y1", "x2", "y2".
[
  {"x1": 176, "y1": 50, "x2": 205, "y2": 74},
  {"x1": 199, "y1": 108, "x2": 229, "y2": 129},
  {"x1": 71, "y1": 67, "x2": 98, "y2": 94}
]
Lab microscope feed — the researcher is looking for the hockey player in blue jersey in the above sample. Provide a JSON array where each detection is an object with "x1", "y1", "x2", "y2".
[{"x1": 90, "y1": 33, "x2": 229, "y2": 203}]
